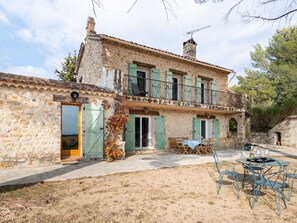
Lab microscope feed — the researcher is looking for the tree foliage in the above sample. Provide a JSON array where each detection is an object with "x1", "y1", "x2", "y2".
[
  {"x1": 231, "y1": 26, "x2": 297, "y2": 131},
  {"x1": 55, "y1": 51, "x2": 77, "y2": 82}
]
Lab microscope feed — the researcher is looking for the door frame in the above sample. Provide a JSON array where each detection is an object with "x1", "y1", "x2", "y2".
[
  {"x1": 135, "y1": 115, "x2": 152, "y2": 149},
  {"x1": 61, "y1": 103, "x2": 82, "y2": 159}
]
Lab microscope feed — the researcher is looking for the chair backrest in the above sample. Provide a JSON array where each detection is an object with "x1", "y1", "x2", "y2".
[
  {"x1": 241, "y1": 145, "x2": 251, "y2": 158},
  {"x1": 248, "y1": 159, "x2": 284, "y2": 188},
  {"x1": 175, "y1": 138, "x2": 184, "y2": 147},
  {"x1": 212, "y1": 149, "x2": 221, "y2": 174}
]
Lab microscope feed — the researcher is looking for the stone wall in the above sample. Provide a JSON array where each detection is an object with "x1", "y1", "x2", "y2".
[
  {"x1": 78, "y1": 37, "x2": 230, "y2": 92},
  {"x1": 127, "y1": 107, "x2": 245, "y2": 150},
  {"x1": 251, "y1": 132, "x2": 269, "y2": 144},
  {"x1": 77, "y1": 38, "x2": 103, "y2": 85},
  {"x1": 0, "y1": 83, "x2": 115, "y2": 168}
]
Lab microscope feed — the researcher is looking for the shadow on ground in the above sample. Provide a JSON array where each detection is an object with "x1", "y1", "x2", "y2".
[{"x1": 0, "y1": 161, "x2": 99, "y2": 190}]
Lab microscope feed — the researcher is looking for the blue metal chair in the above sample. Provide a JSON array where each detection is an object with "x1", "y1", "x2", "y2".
[
  {"x1": 248, "y1": 159, "x2": 287, "y2": 216},
  {"x1": 285, "y1": 167, "x2": 297, "y2": 201},
  {"x1": 240, "y1": 145, "x2": 263, "y2": 189},
  {"x1": 212, "y1": 149, "x2": 240, "y2": 198}
]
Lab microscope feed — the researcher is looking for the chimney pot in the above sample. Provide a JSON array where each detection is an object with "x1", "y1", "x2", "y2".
[
  {"x1": 86, "y1": 16, "x2": 96, "y2": 36},
  {"x1": 183, "y1": 38, "x2": 197, "y2": 59}
]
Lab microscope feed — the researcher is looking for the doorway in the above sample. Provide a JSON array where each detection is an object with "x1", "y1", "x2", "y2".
[
  {"x1": 61, "y1": 104, "x2": 81, "y2": 158},
  {"x1": 201, "y1": 119, "x2": 208, "y2": 140},
  {"x1": 135, "y1": 116, "x2": 151, "y2": 149},
  {"x1": 137, "y1": 71, "x2": 147, "y2": 96},
  {"x1": 276, "y1": 132, "x2": 281, "y2": 145}
]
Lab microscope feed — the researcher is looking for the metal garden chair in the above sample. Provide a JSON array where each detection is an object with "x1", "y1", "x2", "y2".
[
  {"x1": 248, "y1": 159, "x2": 287, "y2": 216},
  {"x1": 240, "y1": 145, "x2": 263, "y2": 189},
  {"x1": 212, "y1": 149, "x2": 240, "y2": 198},
  {"x1": 285, "y1": 167, "x2": 297, "y2": 201}
]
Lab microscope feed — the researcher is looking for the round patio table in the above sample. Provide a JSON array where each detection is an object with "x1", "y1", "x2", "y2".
[
  {"x1": 236, "y1": 157, "x2": 290, "y2": 188},
  {"x1": 236, "y1": 157, "x2": 290, "y2": 168}
]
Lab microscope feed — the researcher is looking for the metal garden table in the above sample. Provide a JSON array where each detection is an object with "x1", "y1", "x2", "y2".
[{"x1": 236, "y1": 157, "x2": 290, "y2": 188}]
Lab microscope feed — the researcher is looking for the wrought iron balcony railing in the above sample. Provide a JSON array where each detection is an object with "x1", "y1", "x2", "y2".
[{"x1": 123, "y1": 75, "x2": 243, "y2": 108}]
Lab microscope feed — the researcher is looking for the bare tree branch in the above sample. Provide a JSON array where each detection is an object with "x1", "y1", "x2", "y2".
[
  {"x1": 195, "y1": 0, "x2": 297, "y2": 23},
  {"x1": 243, "y1": 8, "x2": 297, "y2": 22},
  {"x1": 126, "y1": 0, "x2": 177, "y2": 21},
  {"x1": 127, "y1": 0, "x2": 138, "y2": 13},
  {"x1": 161, "y1": 0, "x2": 177, "y2": 22},
  {"x1": 260, "y1": 0, "x2": 278, "y2": 5},
  {"x1": 91, "y1": 0, "x2": 104, "y2": 17},
  {"x1": 223, "y1": 0, "x2": 243, "y2": 21}
]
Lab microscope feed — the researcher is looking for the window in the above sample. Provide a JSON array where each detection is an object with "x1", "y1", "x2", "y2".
[{"x1": 229, "y1": 118, "x2": 238, "y2": 133}]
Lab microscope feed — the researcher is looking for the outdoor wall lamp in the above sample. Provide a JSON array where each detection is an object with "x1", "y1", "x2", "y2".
[{"x1": 71, "y1": 91, "x2": 79, "y2": 99}]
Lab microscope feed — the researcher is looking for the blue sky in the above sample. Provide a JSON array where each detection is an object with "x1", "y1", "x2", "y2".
[{"x1": 0, "y1": 0, "x2": 290, "y2": 85}]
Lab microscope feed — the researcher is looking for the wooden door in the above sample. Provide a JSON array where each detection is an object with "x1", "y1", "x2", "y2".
[{"x1": 84, "y1": 104, "x2": 104, "y2": 159}]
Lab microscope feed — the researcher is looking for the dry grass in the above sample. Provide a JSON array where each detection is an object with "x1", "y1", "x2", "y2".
[{"x1": 1, "y1": 156, "x2": 297, "y2": 223}]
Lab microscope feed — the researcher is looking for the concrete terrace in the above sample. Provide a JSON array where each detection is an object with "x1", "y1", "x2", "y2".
[{"x1": 0, "y1": 144, "x2": 296, "y2": 187}]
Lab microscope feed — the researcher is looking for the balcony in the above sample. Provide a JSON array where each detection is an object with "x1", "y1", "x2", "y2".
[{"x1": 122, "y1": 75, "x2": 244, "y2": 111}]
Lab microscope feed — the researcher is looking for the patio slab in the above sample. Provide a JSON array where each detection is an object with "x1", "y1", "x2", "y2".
[{"x1": 0, "y1": 145, "x2": 295, "y2": 187}]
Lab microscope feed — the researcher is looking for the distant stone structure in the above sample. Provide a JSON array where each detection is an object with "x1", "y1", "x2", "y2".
[{"x1": 268, "y1": 115, "x2": 297, "y2": 148}]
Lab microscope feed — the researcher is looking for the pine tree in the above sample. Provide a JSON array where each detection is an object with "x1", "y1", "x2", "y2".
[{"x1": 55, "y1": 51, "x2": 77, "y2": 82}]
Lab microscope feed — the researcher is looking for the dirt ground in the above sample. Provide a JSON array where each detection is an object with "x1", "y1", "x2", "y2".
[{"x1": 1, "y1": 156, "x2": 297, "y2": 223}]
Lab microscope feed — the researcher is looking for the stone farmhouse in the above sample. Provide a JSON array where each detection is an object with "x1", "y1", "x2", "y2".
[
  {"x1": 76, "y1": 18, "x2": 251, "y2": 154},
  {"x1": 0, "y1": 17, "x2": 251, "y2": 168}
]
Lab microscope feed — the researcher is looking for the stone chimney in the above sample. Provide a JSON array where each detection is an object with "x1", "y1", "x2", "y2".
[
  {"x1": 183, "y1": 38, "x2": 197, "y2": 59},
  {"x1": 86, "y1": 16, "x2": 96, "y2": 36}
]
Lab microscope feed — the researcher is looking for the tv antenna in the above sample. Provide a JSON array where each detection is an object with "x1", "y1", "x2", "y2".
[{"x1": 186, "y1": 25, "x2": 210, "y2": 39}]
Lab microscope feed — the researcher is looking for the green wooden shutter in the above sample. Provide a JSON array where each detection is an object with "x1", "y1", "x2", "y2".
[
  {"x1": 155, "y1": 116, "x2": 165, "y2": 150},
  {"x1": 128, "y1": 63, "x2": 137, "y2": 95},
  {"x1": 195, "y1": 77, "x2": 202, "y2": 103},
  {"x1": 125, "y1": 114, "x2": 135, "y2": 151},
  {"x1": 211, "y1": 80, "x2": 217, "y2": 105},
  {"x1": 165, "y1": 71, "x2": 173, "y2": 100},
  {"x1": 192, "y1": 117, "x2": 201, "y2": 140},
  {"x1": 151, "y1": 68, "x2": 161, "y2": 98},
  {"x1": 84, "y1": 104, "x2": 104, "y2": 159},
  {"x1": 213, "y1": 118, "x2": 220, "y2": 147},
  {"x1": 183, "y1": 75, "x2": 192, "y2": 101}
]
